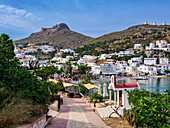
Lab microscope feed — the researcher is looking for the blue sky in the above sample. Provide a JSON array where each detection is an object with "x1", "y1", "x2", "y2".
[{"x1": 0, "y1": 0, "x2": 170, "y2": 40}]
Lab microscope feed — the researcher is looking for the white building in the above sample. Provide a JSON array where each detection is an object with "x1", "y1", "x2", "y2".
[
  {"x1": 108, "y1": 75, "x2": 140, "y2": 109},
  {"x1": 25, "y1": 49, "x2": 37, "y2": 53},
  {"x1": 53, "y1": 63, "x2": 64, "y2": 70},
  {"x1": 24, "y1": 55, "x2": 37, "y2": 61},
  {"x1": 159, "y1": 58, "x2": 169, "y2": 65},
  {"x1": 118, "y1": 50, "x2": 134, "y2": 57},
  {"x1": 137, "y1": 65, "x2": 157, "y2": 76},
  {"x1": 39, "y1": 45, "x2": 55, "y2": 53},
  {"x1": 156, "y1": 40, "x2": 167, "y2": 47},
  {"x1": 144, "y1": 58, "x2": 157, "y2": 65},
  {"x1": 126, "y1": 66, "x2": 142, "y2": 76},
  {"x1": 15, "y1": 53, "x2": 25, "y2": 60},
  {"x1": 153, "y1": 66, "x2": 163, "y2": 73},
  {"x1": 128, "y1": 56, "x2": 143, "y2": 67},
  {"x1": 115, "y1": 61, "x2": 128, "y2": 71},
  {"x1": 91, "y1": 65, "x2": 101, "y2": 75},
  {"x1": 146, "y1": 43, "x2": 155, "y2": 50},
  {"x1": 146, "y1": 42, "x2": 170, "y2": 51},
  {"x1": 153, "y1": 22, "x2": 157, "y2": 25},
  {"x1": 38, "y1": 61, "x2": 48, "y2": 67},
  {"x1": 99, "y1": 54, "x2": 111, "y2": 60},
  {"x1": 77, "y1": 58, "x2": 85, "y2": 65},
  {"x1": 134, "y1": 44, "x2": 143, "y2": 50},
  {"x1": 161, "y1": 65, "x2": 170, "y2": 71},
  {"x1": 82, "y1": 55, "x2": 97, "y2": 64},
  {"x1": 60, "y1": 49, "x2": 75, "y2": 53},
  {"x1": 100, "y1": 63, "x2": 116, "y2": 75}
]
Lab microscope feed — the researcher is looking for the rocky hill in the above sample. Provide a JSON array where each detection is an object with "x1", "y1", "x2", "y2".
[
  {"x1": 85, "y1": 24, "x2": 170, "y2": 45},
  {"x1": 75, "y1": 24, "x2": 170, "y2": 56},
  {"x1": 14, "y1": 23, "x2": 93, "y2": 49}
]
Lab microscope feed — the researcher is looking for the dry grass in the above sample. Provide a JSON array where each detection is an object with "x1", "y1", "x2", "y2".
[
  {"x1": 103, "y1": 117, "x2": 132, "y2": 128},
  {"x1": 0, "y1": 93, "x2": 47, "y2": 128}
]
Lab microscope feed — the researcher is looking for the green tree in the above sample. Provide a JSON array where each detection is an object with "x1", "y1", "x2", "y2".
[
  {"x1": 35, "y1": 65, "x2": 58, "y2": 80},
  {"x1": 164, "y1": 70, "x2": 170, "y2": 74},
  {"x1": 0, "y1": 34, "x2": 51, "y2": 127},
  {"x1": 125, "y1": 89, "x2": 170, "y2": 128},
  {"x1": 78, "y1": 65, "x2": 91, "y2": 75},
  {"x1": 63, "y1": 62, "x2": 72, "y2": 77},
  {"x1": 145, "y1": 72, "x2": 149, "y2": 76},
  {"x1": 0, "y1": 34, "x2": 50, "y2": 104}
]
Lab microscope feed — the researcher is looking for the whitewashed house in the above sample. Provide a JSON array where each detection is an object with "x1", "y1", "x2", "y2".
[
  {"x1": 137, "y1": 65, "x2": 157, "y2": 76},
  {"x1": 115, "y1": 61, "x2": 128, "y2": 71},
  {"x1": 91, "y1": 65, "x2": 101, "y2": 75},
  {"x1": 153, "y1": 66, "x2": 163, "y2": 73},
  {"x1": 15, "y1": 53, "x2": 25, "y2": 60},
  {"x1": 100, "y1": 63, "x2": 116, "y2": 75},
  {"x1": 156, "y1": 40, "x2": 167, "y2": 47},
  {"x1": 144, "y1": 58, "x2": 157, "y2": 65},
  {"x1": 146, "y1": 43, "x2": 155, "y2": 50},
  {"x1": 118, "y1": 50, "x2": 134, "y2": 57},
  {"x1": 126, "y1": 66, "x2": 142, "y2": 76},
  {"x1": 134, "y1": 44, "x2": 143, "y2": 50},
  {"x1": 83, "y1": 55, "x2": 97, "y2": 63},
  {"x1": 60, "y1": 49, "x2": 75, "y2": 53},
  {"x1": 54, "y1": 63, "x2": 63, "y2": 70},
  {"x1": 24, "y1": 55, "x2": 37, "y2": 61},
  {"x1": 99, "y1": 54, "x2": 111, "y2": 60},
  {"x1": 38, "y1": 61, "x2": 48, "y2": 67},
  {"x1": 25, "y1": 49, "x2": 36, "y2": 53},
  {"x1": 128, "y1": 56, "x2": 143, "y2": 67},
  {"x1": 39, "y1": 45, "x2": 55, "y2": 53},
  {"x1": 146, "y1": 42, "x2": 170, "y2": 51},
  {"x1": 77, "y1": 58, "x2": 85, "y2": 65},
  {"x1": 161, "y1": 65, "x2": 170, "y2": 71},
  {"x1": 159, "y1": 58, "x2": 169, "y2": 65}
]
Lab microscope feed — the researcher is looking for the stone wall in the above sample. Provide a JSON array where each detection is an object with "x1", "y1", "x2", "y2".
[{"x1": 28, "y1": 115, "x2": 46, "y2": 128}]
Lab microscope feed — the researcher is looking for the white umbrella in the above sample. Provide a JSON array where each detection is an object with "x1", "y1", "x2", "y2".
[
  {"x1": 98, "y1": 84, "x2": 102, "y2": 95},
  {"x1": 103, "y1": 83, "x2": 108, "y2": 97}
]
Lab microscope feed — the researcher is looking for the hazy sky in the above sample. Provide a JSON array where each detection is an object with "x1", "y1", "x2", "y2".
[{"x1": 0, "y1": 0, "x2": 169, "y2": 40}]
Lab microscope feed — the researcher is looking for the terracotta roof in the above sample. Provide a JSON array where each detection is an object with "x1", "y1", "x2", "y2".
[{"x1": 115, "y1": 82, "x2": 139, "y2": 88}]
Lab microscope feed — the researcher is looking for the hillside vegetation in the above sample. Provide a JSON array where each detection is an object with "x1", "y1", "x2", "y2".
[{"x1": 75, "y1": 24, "x2": 170, "y2": 56}]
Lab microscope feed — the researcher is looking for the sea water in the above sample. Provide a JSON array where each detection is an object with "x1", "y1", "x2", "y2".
[{"x1": 94, "y1": 77, "x2": 170, "y2": 96}]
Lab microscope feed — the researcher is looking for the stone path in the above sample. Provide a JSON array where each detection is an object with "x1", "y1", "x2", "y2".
[{"x1": 47, "y1": 97, "x2": 110, "y2": 128}]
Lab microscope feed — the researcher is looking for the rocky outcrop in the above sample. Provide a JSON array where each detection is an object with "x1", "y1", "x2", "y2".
[{"x1": 14, "y1": 23, "x2": 93, "y2": 49}]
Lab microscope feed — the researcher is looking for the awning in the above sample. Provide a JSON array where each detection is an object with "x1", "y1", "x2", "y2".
[
  {"x1": 84, "y1": 83, "x2": 99, "y2": 90},
  {"x1": 63, "y1": 82, "x2": 78, "y2": 88},
  {"x1": 48, "y1": 79, "x2": 78, "y2": 88},
  {"x1": 48, "y1": 79, "x2": 58, "y2": 83}
]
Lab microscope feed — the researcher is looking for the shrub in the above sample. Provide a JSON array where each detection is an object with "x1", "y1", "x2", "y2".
[{"x1": 125, "y1": 89, "x2": 170, "y2": 128}]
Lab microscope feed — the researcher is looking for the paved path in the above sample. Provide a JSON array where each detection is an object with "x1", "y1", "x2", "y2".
[{"x1": 47, "y1": 98, "x2": 110, "y2": 128}]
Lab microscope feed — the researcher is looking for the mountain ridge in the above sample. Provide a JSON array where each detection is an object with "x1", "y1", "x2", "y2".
[
  {"x1": 14, "y1": 23, "x2": 93, "y2": 49},
  {"x1": 14, "y1": 23, "x2": 170, "y2": 49}
]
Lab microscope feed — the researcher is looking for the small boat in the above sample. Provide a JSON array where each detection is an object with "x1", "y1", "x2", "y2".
[{"x1": 136, "y1": 77, "x2": 148, "y2": 80}]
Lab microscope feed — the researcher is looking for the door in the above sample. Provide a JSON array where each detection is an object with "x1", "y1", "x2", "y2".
[{"x1": 119, "y1": 90, "x2": 122, "y2": 106}]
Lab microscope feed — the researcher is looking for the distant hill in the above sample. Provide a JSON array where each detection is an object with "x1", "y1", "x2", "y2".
[
  {"x1": 75, "y1": 24, "x2": 170, "y2": 56},
  {"x1": 14, "y1": 23, "x2": 93, "y2": 49},
  {"x1": 85, "y1": 24, "x2": 170, "y2": 45}
]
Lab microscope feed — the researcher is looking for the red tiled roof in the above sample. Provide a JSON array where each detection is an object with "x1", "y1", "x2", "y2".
[{"x1": 115, "y1": 82, "x2": 139, "y2": 88}]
